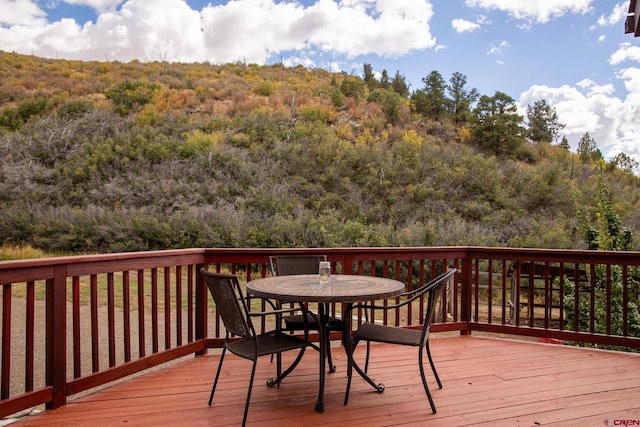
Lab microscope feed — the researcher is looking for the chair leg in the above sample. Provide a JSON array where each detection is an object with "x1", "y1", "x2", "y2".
[
  {"x1": 276, "y1": 351, "x2": 282, "y2": 386},
  {"x1": 419, "y1": 345, "x2": 437, "y2": 414},
  {"x1": 364, "y1": 340, "x2": 371, "y2": 373},
  {"x1": 209, "y1": 348, "x2": 227, "y2": 405},
  {"x1": 426, "y1": 339, "x2": 442, "y2": 389},
  {"x1": 241, "y1": 359, "x2": 258, "y2": 427}
]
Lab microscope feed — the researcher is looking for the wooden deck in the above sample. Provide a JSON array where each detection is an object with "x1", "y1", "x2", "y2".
[{"x1": 8, "y1": 335, "x2": 640, "y2": 426}]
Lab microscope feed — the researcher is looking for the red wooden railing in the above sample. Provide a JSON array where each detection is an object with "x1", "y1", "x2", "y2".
[{"x1": 0, "y1": 246, "x2": 638, "y2": 419}]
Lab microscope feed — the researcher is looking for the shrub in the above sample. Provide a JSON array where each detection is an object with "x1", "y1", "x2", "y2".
[{"x1": 106, "y1": 80, "x2": 160, "y2": 115}]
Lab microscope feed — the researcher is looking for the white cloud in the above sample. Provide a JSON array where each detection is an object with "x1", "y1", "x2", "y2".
[
  {"x1": 576, "y1": 78, "x2": 615, "y2": 96},
  {"x1": 62, "y1": 0, "x2": 124, "y2": 13},
  {"x1": 487, "y1": 40, "x2": 509, "y2": 56},
  {"x1": 452, "y1": 18, "x2": 480, "y2": 33},
  {"x1": 465, "y1": 0, "x2": 593, "y2": 24},
  {"x1": 617, "y1": 67, "x2": 640, "y2": 93},
  {"x1": 0, "y1": 0, "x2": 47, "y2": 26},
  {"x1": 519, "y1": 77, "x2": 640, "y2": 165},
  {"x1": 597, "y1": 1, "x2": 628, "y2": 26},
  {"x1": 0, "y1": 0, "x2": 437, "y2": 65},
  {"x1": 610, "y1": 42, "x2": 640, "y2": 65}
]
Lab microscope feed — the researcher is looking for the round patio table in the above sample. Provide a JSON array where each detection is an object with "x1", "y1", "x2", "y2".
[{"x1": 246, "y1": 274, "x2": 405, "y2": 413}]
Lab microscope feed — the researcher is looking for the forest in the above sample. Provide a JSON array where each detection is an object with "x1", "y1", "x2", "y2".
[{"x1": 0, "y1": 50, "x2": 639, "y2": 255}]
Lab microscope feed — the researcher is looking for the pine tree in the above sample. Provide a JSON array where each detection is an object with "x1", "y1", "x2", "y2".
[{"x1": 526, "y1": 99, "x2": 565, "y2": 143}]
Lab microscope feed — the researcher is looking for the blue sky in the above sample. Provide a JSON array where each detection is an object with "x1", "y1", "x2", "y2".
[{"x1": 1, "y1": 0, "x2": 639, "y2": 164}]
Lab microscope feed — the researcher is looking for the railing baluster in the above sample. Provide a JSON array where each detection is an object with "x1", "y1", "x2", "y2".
[
  {"x1": 175, "y1": 266, "x2": 182, "y2": 347},
  {"x1": 500, "y1": 261, "x2": 507, "y2": 324},
  {"x1": 559, "y1": 263, "x2": 565, "y2": 331},
  {"x1": 188, "y1": 264, "x2": 194, "y2": 343},
  {"x1": 2, "y1": 283, "x2": 11, "y2": 399},
  {"x1": 151, "y1": 268, "x2": 158, "y2": 354},
  {"x1": 606, "y1": 265, "x2": 612, "y2": 336},
  {"x1": 90, "y1": 274, "x2": 99, "y2": 372},
  {"x1": 527, "y1": 262, "x2": 535, "y2": 326},
  {"x1": 164, "y1": 267, "x2": 171, "y2": 350},
  {"x1": 72, "y1": 276, "x2": 81, "y2": 378},
  {"x1": 122, "y1": 271, "x2": 131, "y2": 363},
  {"x1": 623, "y1": 264, "x2": 629, "y2": 337},
  {"x1": 487, "y1": 260, "x2": 493, "y2": 325},
  {"x1": 137, "y1": 270, "x2": 145, "y2": 358},
  {"x1": 474, "y1": 259, "x2": 480, "y2": 322},
  {"x1": 589, "y1": 264, "x2": 596, "y2": 333},
  {"x1": 107, "y1": 272, "x2": 115, "y2": 367},
  {"x1": 25, "y1": 281, "x2": 35, "y2": 392}
]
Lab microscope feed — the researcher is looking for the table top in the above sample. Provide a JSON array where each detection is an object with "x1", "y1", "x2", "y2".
[{"x1": 246, "y1": 274, "x2": 405, "y2": 303}]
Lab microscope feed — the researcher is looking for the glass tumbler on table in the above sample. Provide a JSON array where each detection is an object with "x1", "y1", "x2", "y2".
[{"x1": 319, "y1": 261, "x2": 331, "y2": 284}]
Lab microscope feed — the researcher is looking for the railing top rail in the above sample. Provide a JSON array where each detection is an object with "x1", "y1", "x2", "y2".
[
  {"x1": 0, "y1": 249, "x2": 208, "y2": 282},
  {"x1": 465, "y1": 246, "x2": 640, "y2": 264},
  {"x1": 0, "y1": 248, "x2": 207, "y2": 272},
  {"x1": 3, "y1": 246, "x2": 639, "y2": 275}
]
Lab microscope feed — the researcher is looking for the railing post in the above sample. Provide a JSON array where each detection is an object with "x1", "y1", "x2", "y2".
[
  {"x1": 47, "y1": 265, "x2": 67, "y2": 409},
  {"x1": 460, "y1": 256, "x2": 473, "y2": 335},
  {"x1": 195, "y1": 263, "x2": 207, "y2": 355}
]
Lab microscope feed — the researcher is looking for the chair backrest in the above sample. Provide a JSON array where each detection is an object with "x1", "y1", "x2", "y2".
[
  {"x1": 422, "y1": 269, "x2": 457, "y2": 340},
  {"x1": 269, "y1": 255, "x2": 327, "y2": 276},
  {"x1": 200, "y1": 268, "x2": 253, "y2": 339}
]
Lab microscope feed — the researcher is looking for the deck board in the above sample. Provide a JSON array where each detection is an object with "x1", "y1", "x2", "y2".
[{"x1": 9, "y1": 335, "x2": 640, "y2": 426}]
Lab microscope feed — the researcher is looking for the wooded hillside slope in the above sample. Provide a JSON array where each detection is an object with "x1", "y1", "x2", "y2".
[{"x1": 1, "y1": 51, "x2": 638, "y2": 253}]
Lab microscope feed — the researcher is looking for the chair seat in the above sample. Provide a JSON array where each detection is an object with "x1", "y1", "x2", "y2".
[
  {"x1": 227, "y1": 331, "x2": 311, "y2": 360},
  {"x1": 283, "y1": 314, "x2": 344, "y2": 331},
  {"x1": 353, "y1": 322, "x2": 422, "y2": 347}
]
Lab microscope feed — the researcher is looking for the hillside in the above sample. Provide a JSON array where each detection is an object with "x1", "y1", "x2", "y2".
[{"x1": 0, "y1": 50, "x2": 639, "y2": 253}]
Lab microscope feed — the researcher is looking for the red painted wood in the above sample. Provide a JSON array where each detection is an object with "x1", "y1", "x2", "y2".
[{"x1": 0, "y1": 247, "x2": 639, "y2": 420}]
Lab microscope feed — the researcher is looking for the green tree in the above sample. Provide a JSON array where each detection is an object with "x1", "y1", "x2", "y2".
[
  {"x1": 391, "y1": 70, "x2": 409, "y2": 97},
  {"x1": 368, "y1": 89, "x2": 405, "y2": 124},
  {"x1": 380, "y1": 69, "x2": 391, "y2": 90},
  {"x1": 362, "y1": 63, "x2": 378, "y2": 93},
  {"x1": 339, "y1": 76, "x2": 366, "y2": 102},
  {"x1": 558, "y1": 135, "x2": 570, "y2": 151},
  {"x1": 607, "y1": 152, "x2": 639, "y2": 173},
  {"x1": 577, "y1": 132, "x2": 602, "y2": 162},
  {"x1": 471, "y1": 91, "x2": 526, "y2": 157},
  {"x1": 526, "y1": 99, "x2": 565, "y2": 143},
  {"x1": 566, "y1": 175, "x2": 640, "y2": 349},
  {"x1": 447, "y1": 72, "x2": 478, "y2": 126},
  {"x1": 580, "y1": 175, "x2": 634, "y2": 251},
  {"x1": 410, "y1": 70, "x2": 449, "y2": 121}
]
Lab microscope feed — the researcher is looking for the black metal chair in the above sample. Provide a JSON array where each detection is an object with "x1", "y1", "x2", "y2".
[
  {"x1": 343, "y1": 269, "x2": 457, "y2": 414},
  {"x1": 201, "y1": 268, "x2": 312, "y2": 427},
  {"x1": 269, "y1": 255, "x2": 344, "y2": 371}
]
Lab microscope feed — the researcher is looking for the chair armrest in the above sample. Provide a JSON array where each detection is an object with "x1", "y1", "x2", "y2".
[
  {"x1": 347, "y1": 289, "x2": 424, "y2": 314},
  {"x1": 346, "y1": 269, "x2": 456, "y2": 317}
]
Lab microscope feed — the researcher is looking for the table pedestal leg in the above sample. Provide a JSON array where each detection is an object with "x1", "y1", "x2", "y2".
[{"x1": 312, "y1": 304, "x2": 328, "y2": 413}]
